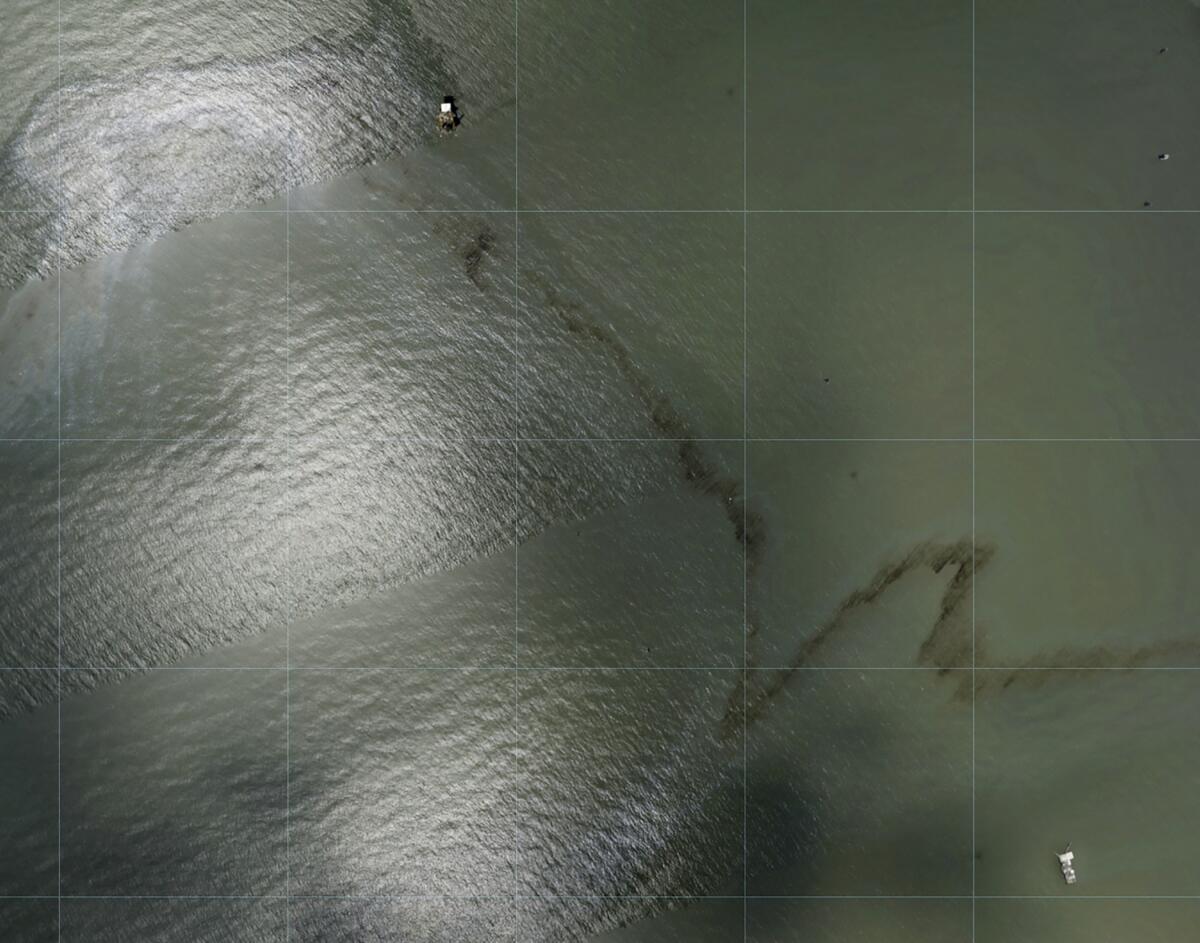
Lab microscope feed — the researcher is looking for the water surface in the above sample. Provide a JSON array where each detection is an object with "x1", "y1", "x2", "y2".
[{"x1": 3, "y1": 0, "x2": 1200, "y2": 940}]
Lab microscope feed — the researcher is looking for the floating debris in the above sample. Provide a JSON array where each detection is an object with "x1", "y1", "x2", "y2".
[{"x1": 1158, "y1": 153, "x2": 1171, "y2": 161}]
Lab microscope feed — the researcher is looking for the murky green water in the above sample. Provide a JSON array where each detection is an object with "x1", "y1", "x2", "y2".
[{"x1": 3, "y1": 0, "x2": 1200, "y2": 940}]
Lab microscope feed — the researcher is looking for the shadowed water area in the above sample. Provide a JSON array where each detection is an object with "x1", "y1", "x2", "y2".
[{"x1": 4, "y1": 0, "x2": 1200, "y2": 940}]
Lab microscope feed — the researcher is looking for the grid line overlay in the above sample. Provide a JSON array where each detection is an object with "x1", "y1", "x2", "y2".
[
  {"x1": 4, "y1": 665, "x2": 1197, "y2": 674},
  {"x1": 6, "y1": 892, "x2": 1200, "y2": 902},
  {"x1": 513, "y1": 0, "x2": 521, "y2": 935},
  {"x1": 285, "y1": 0, "x2": 294, "y2": 937},
  {"x1": 971, "y1": 0, "x2": 978, "y2": 941},
  {"x1": 11, "y1": 207, "x2": 1200, "y2": 215},
  {"x1": 55, "y1": 0, "x2": 64, "y2": 939},
  {"x1": 741, "y1": 0, "x2": 749, "y2": 939},
  {"x1": 11, "y1": 435, "x2": 1200, "y2": 444},
  {"x1": 1, "y1": 4, "x2": 1190, "y2": 941}
]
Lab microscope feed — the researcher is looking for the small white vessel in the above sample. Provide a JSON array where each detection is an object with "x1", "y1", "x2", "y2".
[
  {"x1": 1056, "y1": 845, "x2": 1077, "y2": 885},
  {"x1": 436, "y1": 97, "x2": 461, "y2": 133}
]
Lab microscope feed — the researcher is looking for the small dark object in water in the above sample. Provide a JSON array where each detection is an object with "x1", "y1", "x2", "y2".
[
  {"x1": 1144, "y1": 200, "x2": 1152, "y2": 207},
  {"x1": 1159, "y1": 47, "x2": 1168, "y2": 54},
  {"x1": 823, "y1": 377, "x2": 830, "y2": 383},
  {"x1": 1158, "y1": 153, "x2": 1170, "y2": 161},
  {"x1": 437, "y1": 96, "x2": 462, "y2": 133}
]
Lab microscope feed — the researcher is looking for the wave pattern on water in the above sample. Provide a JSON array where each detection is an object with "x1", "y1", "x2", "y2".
[{"x1": 0, "y1": 0, "x2": 481, "y2": 287}]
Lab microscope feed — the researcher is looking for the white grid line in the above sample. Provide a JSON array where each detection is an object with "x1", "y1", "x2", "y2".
[
  {"x1": 284, "y1": 1, "x2": 293, "y2": 936},
  {"x1": 14, "y1": 892, "x2": 1200, "y2": 902},
  {"x1": 11, "y1": 436, "x2": 1200, "y2": 445},
  {"x1": 513, "y1": 2, "x2": 521, "y2": 936},
  {"x1": 12, "y1": 207, "x2": 1200, "y2": 217},
  {"x1": 7, "y1": 893, "x2": 1200, "y2": 902},
  {"x1": 6, "y1": 665, "x2": 1200, "y2": 673},
  {"x1": 742, "y1": 0, "x2": 749, "y2": 936},
  {"x1": 55, "y1": 0, "x2": 64, "y2": 938},
  {"x1": 971, "y1": 0, "x2": 978, "y2": 939}
]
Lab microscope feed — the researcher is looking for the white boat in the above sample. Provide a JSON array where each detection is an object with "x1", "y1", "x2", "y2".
[
  {"x1": 1056, "y1": 845, "x2": 1077, "y2": 885},
  {"x1": 436, "y1": 97, "x2": 461, "y2": 133}
]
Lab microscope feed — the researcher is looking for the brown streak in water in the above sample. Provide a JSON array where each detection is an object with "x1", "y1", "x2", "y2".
[
  {"x1": 460, "y1": 226, "x2": 496, "y2": 289},
  {"x1": 515, "y1": 249, "x2": 1200, "y2": 746},
  {"x1": 975, "y1": 638, "x2": 1200, "y2": 697},
  {"x1": 721, "y1": 540, "x2": 994, "y2": 738},
  {"x1": 524, "y1": 271, "x2": 767, "y2": 641}
]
